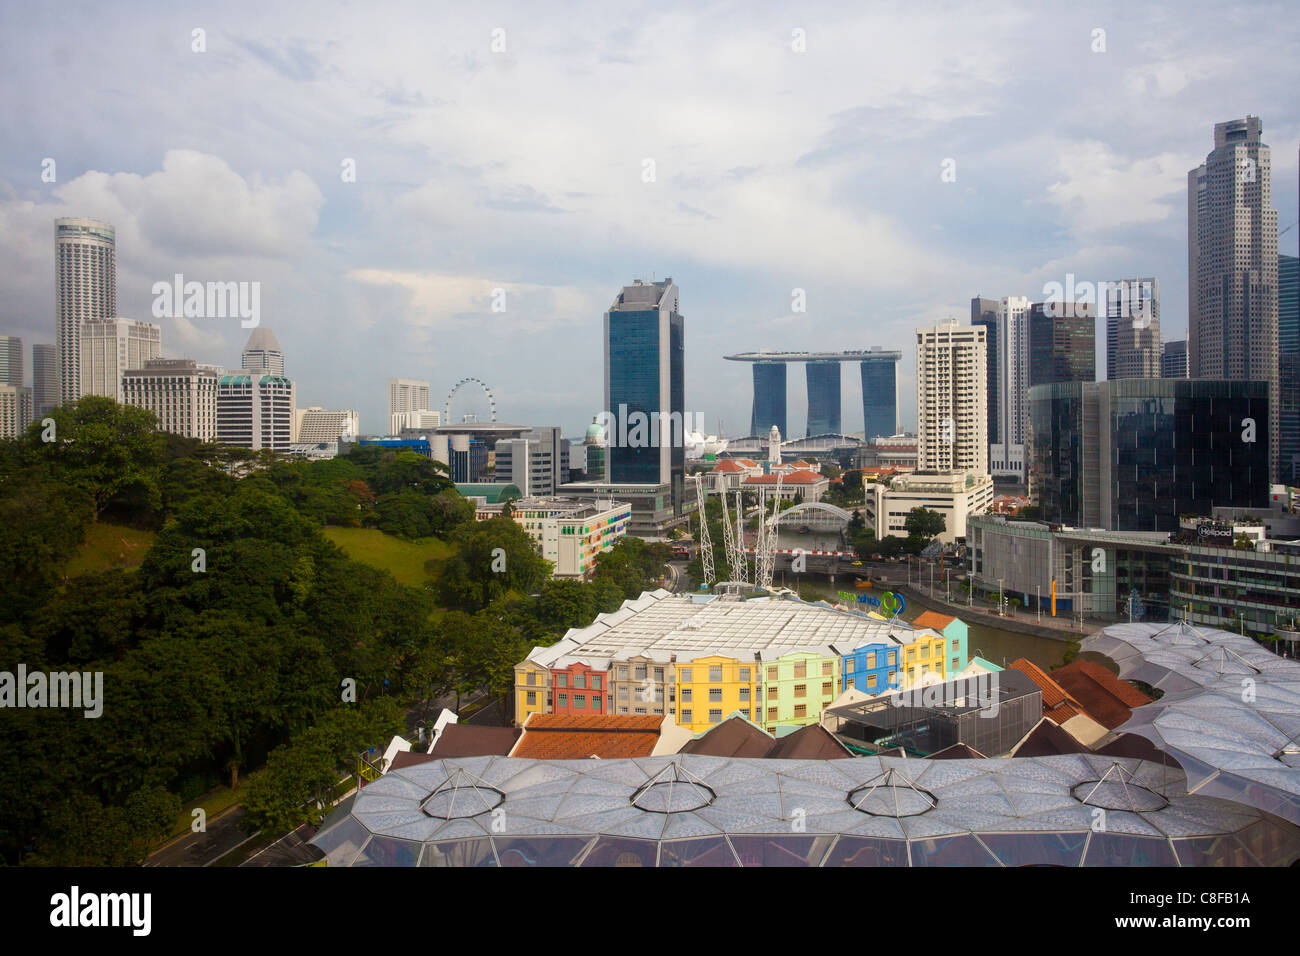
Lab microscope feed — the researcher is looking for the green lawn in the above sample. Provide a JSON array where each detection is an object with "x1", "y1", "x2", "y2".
[
  {"x1": 65, "y1": 522, "x2": 157, "y2": 576},
  {"x1": 322, "y1": 527, "x2": 452, "y2": 588}
]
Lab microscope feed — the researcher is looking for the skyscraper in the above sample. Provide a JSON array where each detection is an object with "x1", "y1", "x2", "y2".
[
  {"x1": 32, "y1": 343, "x2": 58, "y2": 417},
  {"x1": 0, "y1": 335, "x2": 21, "y2": 388},
  {"x1": 1161, "y1": 340, "x2": 1189, "y2": 379},
  {"x1": 1278, "y1": 254, "x2": 1299, "y2": 482},
  {"x1": 241, "y1": 327, "x2": 285, "y2": 376},
  {"x1": 123, "y1": 359, "x2": 220, "y2": 441},
  {"x1": 217, "y1": 370, "x2": 296, "y2": 450},
  {"x1": 1188, "y1": 116, "x2": 1280, "y2": 479},
  {"x1": 1105, "y1": 278, "x2": 1161, "y2": 379},
  {"x1": 604, "y1": 277, "x2": 684, "y2": 517},
  {"x1": 749, "y1": 361, "x2": 786, "y2": 438},
  {"x1": 79, "y1": 318, "x2": 162, "y2": 403},
  {"x1": 1028, "y1": 302, "x2": 1096, "y2": 386},
  {"x1": 804, "y1": 361, "x2": 841, "y2": 436},
  {"x1": 388, "y1": 378, "x2": 431, "y2": 421},
  {"x1": 972, "y1": 295, "x2": 1031, "y2": 478},
  {"x1": 970, "y1": 298, "x2": 1000, "y2": 446},
  {"x1": 915, "y1": 321, "x2": 987, "y2": 476},
  {"x1": 859, "y1": 348, "x2": 901, "y2": 441},
  {"x1": 55, "y1": 218, "x2": 116, "y2": 406}
]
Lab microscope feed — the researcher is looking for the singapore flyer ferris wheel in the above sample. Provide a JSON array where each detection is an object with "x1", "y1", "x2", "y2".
[{"x1": 443, "y1": 377, "x2": 497, "y2": 423}]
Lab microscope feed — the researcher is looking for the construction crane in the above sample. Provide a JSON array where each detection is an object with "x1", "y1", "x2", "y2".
[
  {"x1": 756, "y1": 472, "x2": 783, "y2": 590},
  {"x1": 734, "y1": 488, "x2": 750, "y2": 585},
  {"x1": 691, "y1": 475, "x2": 714, "y2": 587},
  {"x1": 718, "y1": 482, "x2": 740, "y2": 586}
]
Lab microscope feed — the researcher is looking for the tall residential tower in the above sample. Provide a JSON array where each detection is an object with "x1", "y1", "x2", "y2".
[{"x1": 55, "y1": 218, "x2": 116, "y2": 406}]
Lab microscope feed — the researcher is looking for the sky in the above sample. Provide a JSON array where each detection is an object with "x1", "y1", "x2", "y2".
[{"x1": 2, "y1": 0, "x2": 1297, "y2": 439}]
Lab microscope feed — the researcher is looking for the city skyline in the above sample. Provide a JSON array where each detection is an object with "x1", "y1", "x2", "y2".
[{"x1": 1, "y1": 3, "x2": 1296, "y2": 437}]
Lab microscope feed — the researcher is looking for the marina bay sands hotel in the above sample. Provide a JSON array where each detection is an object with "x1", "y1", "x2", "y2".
[{"x1": 724, "y1": 348, "x2": 902, "y2": 440}]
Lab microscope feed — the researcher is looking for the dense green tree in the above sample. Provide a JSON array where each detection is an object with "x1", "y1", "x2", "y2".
[
  {"x1": 437, "y1": 516, "x2": 552, "y2": 611},
  {"x1": 903, "y1": 507, "x2": 946, "y2": 541}
]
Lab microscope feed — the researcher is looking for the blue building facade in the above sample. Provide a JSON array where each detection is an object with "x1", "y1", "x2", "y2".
[
  {"x1": 805, "y1": 361, "x2": 841, "y2": 436},
  {"x1": 841, "y1": 643, "x2": 900, "y2": 696},
  {"x1": 750, "y1": 362, "x2": 787, "y2": 438},
  {"x1": 859, "y1": 354, "x2": 900, "y2": 441}
]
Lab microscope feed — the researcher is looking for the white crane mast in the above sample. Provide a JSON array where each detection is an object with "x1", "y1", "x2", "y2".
[
  {"x1": 692, "y1": 475, "x2": 714, "y2": 586},
  {"x1": 757, "y1": 472, "x2": 782, "y2": 589}
]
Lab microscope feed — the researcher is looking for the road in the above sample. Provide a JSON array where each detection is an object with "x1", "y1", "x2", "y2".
[{"x1": 147, "y1": 805, "x2": 252, "y2": 867}]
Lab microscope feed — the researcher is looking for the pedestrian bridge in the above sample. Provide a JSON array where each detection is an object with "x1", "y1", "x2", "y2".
[{"x1": 769, "y1": 501, "x2": 854, "y2": 531}]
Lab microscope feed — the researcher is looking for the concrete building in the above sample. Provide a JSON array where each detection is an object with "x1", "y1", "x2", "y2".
[
  {"x1": 1188, "y1": 116, "x2": 1280, "y2": 480},
  {"x1": 972, "y1": 295, "x2": 1031, "y2": 479},
  {"x1": 389, "y1": 408, "x2": 440, "y2": 434},
  {"x1": 1161, "y1": 339, "x2": 1189, "y2": 378},
  {"x1": 0, "y1": 335, "x2": 21, "y2": 388},
  {"x1": 494, "y1": 426, "x2": 569, "y2": 497},
  {"x1": 296, "y1": 407, "x2": 359, "y2": 444},
  {"x1": 388, "y1": 378, "x2": 431, "y2": 421},
  {"x1": 1028, "y1": 378, "x2": 1269, "y2": 532},
  {"x1": 216, "y1": 370, "x2": 296, "y2": 451},
  {"x1": 31, "y1": 343, "x2": 58, "y2": 418},
  {"x1": 861, "y1": 471, "x2": 995, "y2": 543},
  {"x1": 0, "y1": 384, "x2": 32, "y2": 439},
  {"x1": 476, "y1": 496, "x2": 630, "y2": 579},
  {"x1": 916, "y1": 321, "x2": 988, "y2": 476},
  {"x1": 78, "y1": 318, "x2": 162, "y2": 403},
  {"x1": 583, "y1": 417, "x2": 607, "y2": 481},
  {"x1": 241, "y1": 327, "x2": 285, "y2": 376},
  {"x1": 605, "y1": 278, "x2": 685, "y2": 517},
  {"x1": 122, "y1": 359, "x2": 219, "y2": 440},
  {"x1": 1105, "y1": 278, "x2": 1161, "y2": 379},
  {"x1": 55, "y1": 217, "x2": 116, "y2": 406}
]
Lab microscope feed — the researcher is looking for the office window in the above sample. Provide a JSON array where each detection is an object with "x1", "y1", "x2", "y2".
[
  {"x1": 526, "y1": 691, "x2": 536, "y2": 705},
  {"x1": 526, "y1": 672, "x2": 537, "y2": 686},
  {"x1": 557, "y1": 674, "x2": 568, "y2": 687},
  {"x1": 846, "y1": 659, "x2": 855, "y2": 673},
  {"x1": 867, "y1": 675, "x2": 877, "y2": 688},
  {"x1": 709, "y1": 709, "x2": 722, "y2": 724},
  {"x1": 617, "y1": 666, "x2": 628, "y2": 679},
  {"x1": 738, "y1": 667, "x2": 751, "y2": 682},
  {"x1": 738, "y1": 687, "x2": 750, "y2": 701},
  {"x1": 794, "y1": 704, "x2": 806, "y2": 718},
  {"x1": 794, "y1": 684, "x2": 806, "y2": 698},
  {"x1": 741, "y1": 708, "x2": 750, "y2": 719},
  {"x1": 574, "y1": 695, "x2": 586, "y2": 709},
  {"x1": 591, "y1": 695, "x2": 601, "y2": 710},
  {"x1": 654, "y1": 668, "x2": 664, "y2": 680},
  {"x1": 793, "y1": 661, "x2": 806, "y2": 679},
  {"x1": 769, "y1": 685, "x2": 778, "y2": 699},
  {"x1": 682, "y1": 709, "x2": 693, "y2": 723},
  {"x1": 821, "y1": 661, "x2": 832, "y2": 676},
  {"x1": 681, "y1": 688, "x2": 692, "y2": 702},
  {"x1": 920, "y1": 646, "x2": 929, "y2": 659},
  {"x1": 618, "y1": 686, "x2": 628, "y2": 700},
  {"x1": 681, "y1": 668, "x2": 693, "y2": 682},
  {"x1": 634, "y1": 665, "x2": 647, "y2": 681},
  {"x1": 573, "y1": 674, "x2": 586, "y2": 689},
  {"x1": 558, "y1": 694, "x2": 567, "y2": 706},
  {"x1": 822, "y1": 681, "x2": 832, "y2": 696},
  {"x1": 866, "y1": 652, "x2": 876, "y2": 668},
  {"x1": 767, "y1": 666, "x2": 778, "y2": 680},
  {"x1": 709, "y1": 666, "x2": 722, "y2": 682},
  {"x1": 635, "y1": 707, "x2": 646, "y2": 714},
  {"x1": 768, "y1": 707, "x2": 778, "y2": 720},
  {"x1": 708, "y1": 688, "x2": 722, "y2": 702},
  {"x1": 952, "y1": 658, "x2": 959, "y2": 670},
  {"x1": 591, "y1": 675, "x2": 602, "y2": 690}
]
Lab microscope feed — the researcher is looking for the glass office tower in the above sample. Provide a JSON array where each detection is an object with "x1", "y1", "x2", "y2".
[
  {"x1": 805, "y1": 361, "x2": 841, "y2": 436},
  {"x1": 750, "y1": 362, "x2": 787, "y2": 438},
  {"x1": 859, "y1": 351, "x2": 900, "y2": 441}
]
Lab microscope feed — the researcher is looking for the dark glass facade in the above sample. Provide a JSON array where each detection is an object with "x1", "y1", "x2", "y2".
[
  {"x1": 1028, "y1": 303, "x2": 1095, "y2": 387},
  {"x1": 805, "y1": 362, "x2": 841, "y2": 436},
  {"x1": 669, "y1": 312, "x2": 684, "y2": 515},
  {"x1": 750, "y1": 362, "x2": 787, "y2": 438},
  {"x1": 1029, "y1": 380, "x2": 1270, "y2": 532},
  {"x1": 860, "y1": 357, "x2": 898, "y2": 440},
  {"x1": 1279, "y1": 255, "x2": 1299, "y2": 482}
]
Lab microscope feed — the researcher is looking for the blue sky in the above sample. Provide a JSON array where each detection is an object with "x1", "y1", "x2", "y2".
[{"x1": 2, "y1": 0, "x2": 1297, "y2": 438}]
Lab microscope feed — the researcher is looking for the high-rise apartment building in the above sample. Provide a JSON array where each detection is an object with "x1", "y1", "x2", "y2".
[
  {"x1": 55, "y1": 218, "x2": 116, "y2": 406},
  {"x1": 915, "y1": 321, "x2": 987, "y2": 476},
  {"x1": 1161, "y1": 340, "x2": 1189, "y2": 378},
  {"x1": 495, "y1": 426, "x2": 569, "y2": 498},
  {"x1": 1105, "y1": 278, "x2": 1161, "y2": 379},
  {"x1": 217, "y1": 371, "x2": 296, "y2": 451},
  {"x1": 122, "y1": 359, "x2": 220, "y2": 441},
  {"x1": 389, "y1": 408, "x2": 441, "y2": 434},
  {"x1": 970, "y1": 298, "x2": 1000, "y2": 446},
  {"x1": 31, "y1": 343, "x2": 58, "y2": 417},
  {"x1": 0, "y1": 335, "x2": 21, "y2": 389},
  {"x1": 388, "y1": 378, "x2": 431, "y2": 421},
  {"x1": 1188, "y1": 116, "x2": 1280, "y2": 480},
  {"x1": 296, "y1": 407, "x2": 360, "y2": 444},
  {"x1": 241, "y1": 327, "x2": 285, "y2": 376},
  {"x1": 604, "y1": 277, "x2": 685, "y2": 518},
  {"x1": 1028, "y1": 302, "x2": 1096, "y2": 386},
  {"x1": 0, "y1": 385, "x2": 33, "y2": 439},
  {"x1": 79, "y1": 318, "x2": 162, "y2": 403}
]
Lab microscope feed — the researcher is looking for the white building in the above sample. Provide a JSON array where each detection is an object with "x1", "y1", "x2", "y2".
[
  {"x1": 974, "y1": 295, "x2": 1031, "y2": 479},
  {"x1": 389, "y1": 407, "x2": 440, "y2": 434},
  {"x1": 477, "y1": 497, "x2": 631, "y2": 579},
  {"x1": 122, "y1": 359, "x2": 219, "y2": 440},
  {"x1": 916, "y1": 321, "x2": 987, "y2": 477},
  {"x1": 862, "y1": 471, "x2": 995, "y2": 544},
  {"x1": 79, "y1": 318, "x2": 162, "y2": 403},
  {"x1": 0, "y1": 384, "x2": 32, "y2": 439},
  {"x1": 494, "y1": 427, "x2": 569, "y2": 497},
  {"x1": 217, "y1": 370, "x2": 295, "y2": 451},
  {"x1": 388, "y1": 378, "x2": 430, "y2": 421},
  {"x1": 241, "y1": 328, "x2": 285, "y2": 376},
  {"x1": 296, "y1": 406, "x2": 360, "y2": 444},
  {"x1": 56, "y1": 217, "x2": 116, "y2": 406}
]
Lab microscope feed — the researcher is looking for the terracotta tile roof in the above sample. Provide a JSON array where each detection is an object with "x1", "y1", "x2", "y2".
[
  {"x1": 737, "y1": 459, "x2": 758, "y2": 467},
  {"x1": 712, "y1": 460, "x2": 745, "y2": 473},
  {"x1": 763, "y1": 724, "x2": 852, "y2": 760},
  {"x1": 429, "y1": 724, "x2": 521, "y2": 758},
  {"x1": 679, "y1": 716, "x2": 773, "y2": 757},
  {"x1": 1008, "y1": 658, "x2": 1085, "y2": 725},
  {"x1": 1050, "y1": 660, "x2": 1153, "y2": 730},
  {"x1": 912, "y1": 610, "x2": 958, "y2": 632},
  {"x1": 744, "y1": 469, "x2": 824, "y2": 484},
  {"x1": 512, "y1": 714, "x2": 663, "y2": 759}
]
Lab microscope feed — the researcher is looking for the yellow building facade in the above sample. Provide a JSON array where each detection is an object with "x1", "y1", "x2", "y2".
[{"x1": 674, "y1": 656, "x2": 759, "y2": 734}]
